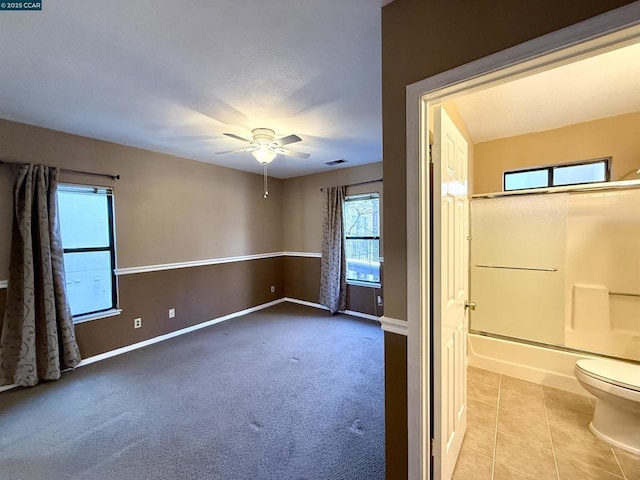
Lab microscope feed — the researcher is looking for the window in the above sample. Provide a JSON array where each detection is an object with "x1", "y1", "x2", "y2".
[
  {"x1": 57, "y1": 185, "x2": 117, "y2": 319},
  {"x1": 343, "y1": 194, "x2": 380, "y2": 284},
  {"x1": 503, "y1": 158, "x2": 610, "y2": 191}
]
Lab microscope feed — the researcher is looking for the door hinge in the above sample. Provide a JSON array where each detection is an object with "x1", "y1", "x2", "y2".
[
  {"x1": 429, "y1": 144, "x2": 434, "y2": 164},
  {"x1": 430, "y1": 438, "x2": 440, "y2": 457}
]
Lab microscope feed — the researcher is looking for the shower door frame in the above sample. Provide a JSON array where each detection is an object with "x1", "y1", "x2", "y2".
[{"x1": 405, "y1": 6, "x2": 640, "y2": 479}]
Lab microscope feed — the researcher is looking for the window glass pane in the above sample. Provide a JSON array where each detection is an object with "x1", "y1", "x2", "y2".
[
  {"x1": 58, "y1": 191, "x2": 110, "y2": 249},
  {"x1": 344, "y1": 195, "x2": 381, "y2": 283},
  {"x1": 504, "y1": 169, "x2": 549, "y2": 191},
  {"x1": 553, "y1": 162, "x2": 606, "y2": 186},
  {"x1": 345, "y1": 239, "x2": 380, "y2": 283},
  {"x1": 63, "y1": 251, "x2": 113, "y2": 316},
  {"x1": 344, "y1": 197, "x2": 380, "y2": 237}
]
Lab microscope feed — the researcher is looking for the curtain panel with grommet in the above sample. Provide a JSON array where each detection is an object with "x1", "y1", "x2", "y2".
[
  {"x1": 319, "y1": 185, "x2": 347, "y2": 314},
  {"x1": 0, "y1": 164, "x2": 81, "y2": 387}
]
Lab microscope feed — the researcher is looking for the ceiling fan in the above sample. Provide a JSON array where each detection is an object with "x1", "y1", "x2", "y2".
[
  {"x1": 216, "y1": 128, "x2": 310, "y2": 164},
  {"x1": 217, "y1": 128, "x2": 310, "y2": 199}
]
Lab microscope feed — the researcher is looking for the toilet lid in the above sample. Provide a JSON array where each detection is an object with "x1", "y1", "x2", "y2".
[{"x1": 576, "y1": 359, "x2": 640, "y2": 392}]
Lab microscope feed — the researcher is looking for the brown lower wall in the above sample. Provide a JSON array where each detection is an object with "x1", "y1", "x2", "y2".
[
  {"x1": 284, "y1": 255, "x2": 384, "y2": 316},
  {"x1": 79, "y1": 257, "x2": 285, "y2": 357},
  {"x1": 0, "y1": 257, "x2": 284, "y2": 359},
  {"x1": 1, "y1": 254, "x2": 383, "y2": 359},
  {"x1": 385, "y1": 331, "x2": 408, "y2": 480}
]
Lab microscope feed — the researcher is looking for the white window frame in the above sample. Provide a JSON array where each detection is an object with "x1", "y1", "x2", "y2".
[
  {"x1": 503, "y1": 157, "x2": 611, "y2": 191},
  {"x1": 58, "y1": 183, "x2": 121, "y2": 323},
  {"x1": 344, "y1": 193, "x2": 381, "y2": 286}
]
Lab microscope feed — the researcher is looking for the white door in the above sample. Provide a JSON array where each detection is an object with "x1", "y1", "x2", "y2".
[{"x1": 432, "y1": 105, "x2": 469, "y2": 480}]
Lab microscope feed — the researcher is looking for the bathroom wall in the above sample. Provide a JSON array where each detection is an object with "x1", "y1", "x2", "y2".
[
  {"x1": 473, "y1": 112, "x2": 640, "y2": 194},
  {"x1": 564, "y1": 188, "x2": 640, "y2": 360},
  {"x1": 470, "y1": 186, "x2": 640, "y2": 361}
]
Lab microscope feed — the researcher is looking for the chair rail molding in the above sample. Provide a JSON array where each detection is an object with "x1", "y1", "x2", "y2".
[{"x1": 380, "y1": 316, "x2": 408, "y2": 336}]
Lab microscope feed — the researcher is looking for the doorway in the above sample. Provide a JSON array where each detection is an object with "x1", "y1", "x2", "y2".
[{"x1": 405, "y1": 7, "x2": 640, "y2": 480}]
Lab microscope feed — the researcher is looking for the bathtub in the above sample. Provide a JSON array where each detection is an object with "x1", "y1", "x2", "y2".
[{"x1": 468, "y1": 332, "x2": 598, "y2": 395}]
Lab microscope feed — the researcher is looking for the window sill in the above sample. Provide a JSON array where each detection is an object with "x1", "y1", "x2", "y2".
[
  {"x1": 74, "y1": 308, "x2": 122, "y2": 324},
  {"x1": 347, "y1": 280, "x2": 381, "y2": 289}
]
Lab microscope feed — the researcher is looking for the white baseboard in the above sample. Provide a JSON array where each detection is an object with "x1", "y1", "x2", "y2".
[
  {"x1": 78, "y1": 298, "x2": 286, "y2": 367},
  {"x1": 0, "y1": 297, "x2": 380, "y2": 394},
  {"x1": 284, "y1": 297, "x2": 328, "y2": 310},
  {"x1": 0, "y1": 298, "x2": 286, "y2": 393},
  {"x1": 342, "y1": 309, "x2": 381, "y2": 322},
  {"x1": 283, "y1": 297, "x2": 381, "y2": 322}
]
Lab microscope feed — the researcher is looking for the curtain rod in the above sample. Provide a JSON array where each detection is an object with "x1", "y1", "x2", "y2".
[
  {"x1": 0, "y1": 160, "x2": 120, "y2": 180},
  {"x1": 320, "y1": 178, "x2": 382, "y2": 191}
]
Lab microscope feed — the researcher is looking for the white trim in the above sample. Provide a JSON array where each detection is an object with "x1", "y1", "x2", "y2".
[
  {"x1": 405, "y1": 6, "x2": 640, "y2": 480},
  {"x1": 0, "y1": 298, "x2": 283, "y2": 394},
  {"x1": 284, "y1": 297, "x2": 329, "y2": 310},
  {"x1": 282, "y1": 251, "x2": 322, "y2": 258},
  {"x1": 347, "y1": 280, "x2": 381, "y2": 289},
  {"x1": 342, "y1": 310, "x2": 381, "y2": 322},
  {"x1": 0, "y1": 280, "x2": 7, "y2": 289},
  {"x1": 116, "y1": 252, "x2": 322, "y2": 276},
  {"x1": 74, "y1": 308, "x2": 122, "y2": 324},
  {"x1": 0, "y1": 296, "x2": 381, "y2": 395},
  {"x1": 284, "y1": 297, "x2": 381, "y2": 322},
  {"x1": 78, "y1": 298, "x2": 286, "y2": 367},
  {"x1": 380, "y1": 316, "x2": 408, "y2": 336},
  {"x1": 116, "y1": 252, "x2": 284, "y2": 275}
]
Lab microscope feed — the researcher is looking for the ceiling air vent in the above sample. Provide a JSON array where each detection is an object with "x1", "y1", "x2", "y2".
[{"x1": 325, "y1": 159, "x2": 347, "y2": 166}]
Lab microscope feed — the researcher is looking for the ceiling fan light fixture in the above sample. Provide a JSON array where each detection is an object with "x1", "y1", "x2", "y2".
[{"x1": 252, "y1": 146, "x2": 277, "y2": 164}]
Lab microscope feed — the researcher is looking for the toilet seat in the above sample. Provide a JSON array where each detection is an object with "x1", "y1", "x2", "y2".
[{"x1": 576, "y1": 359, "x2": 640, "y2": 392}]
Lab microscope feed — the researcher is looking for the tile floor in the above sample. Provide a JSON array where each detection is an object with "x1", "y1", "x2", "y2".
[{"x1": 452, "y1": 366, "x2": 640, "y2": 480}]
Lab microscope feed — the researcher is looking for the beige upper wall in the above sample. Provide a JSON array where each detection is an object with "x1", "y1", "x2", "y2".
[
  {"x1": 473, "y1": 112, "x2": 640, "y2": 194},
  {"x1": 0, "y1": 119, "x2": 284, "y2": 278},
  {"x1": 282, "y1": 162, "x2": 383, "y2": 254},
  {"x1": 382, "y1": 0, "x2": 636, "y2": 321}
]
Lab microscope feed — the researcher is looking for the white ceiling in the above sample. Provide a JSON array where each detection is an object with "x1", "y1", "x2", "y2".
[
  {"x1": 454, "y1": 41, "x2": 640, "y2": 144},
  {"x1": 4, "y1": 2, "x2": 635, "y2": 179},
  {"x1": 0, "y1": 1, "x2": 387, "y2": 178}
]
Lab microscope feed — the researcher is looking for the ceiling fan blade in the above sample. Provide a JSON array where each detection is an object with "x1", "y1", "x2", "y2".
[
  {"x1": 275, "y1": 134, "x2": 302, "y2": 146},
  {"x1": 223, "y1": 132, "x2": 252, "y2": 143},
  {"x1": 215, "y1": 146, "x2": 255, "y2": 155},
  {"x1": 279, "y1": 148, "x2": 310, "y2": 159}
]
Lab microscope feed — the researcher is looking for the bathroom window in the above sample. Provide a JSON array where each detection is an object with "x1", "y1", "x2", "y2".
[{"x1": 504, "y1": 157, "x2": 610, "y2": 191}]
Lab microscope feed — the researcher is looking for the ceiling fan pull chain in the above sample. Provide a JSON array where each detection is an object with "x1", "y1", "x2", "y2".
[{"x1": 263, "y1": 164, "x2": 269, "y2": 199}]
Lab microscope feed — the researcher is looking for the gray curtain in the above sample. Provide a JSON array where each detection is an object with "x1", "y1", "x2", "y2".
[
  {"x1": 319, "y1": 186, "x2": 347, "y2": 314},
  {"x1": 0, "y1": 164, "x2": 81, "y2": 387}
]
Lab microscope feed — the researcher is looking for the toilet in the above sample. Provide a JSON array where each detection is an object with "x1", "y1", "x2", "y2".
[{"x1": 575, "y1": 358, "x2": 640, "y2": 455}]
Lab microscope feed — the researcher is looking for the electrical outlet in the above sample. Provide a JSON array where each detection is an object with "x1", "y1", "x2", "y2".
[
  {"x1": 134, "y1": 318, "x2": 142, "y2": 329},
  {"x1": 169, "y1": 308, "x2": 175, "y2": 318},
  {"x1": 377, "y1": 295, "x2": 383, "y2": 307},
  {"x1": 270, "y1": 285, "x2": 275, "y2": 293}
]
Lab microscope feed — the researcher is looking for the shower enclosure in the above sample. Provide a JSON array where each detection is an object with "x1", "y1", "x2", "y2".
[{"x1": 469, "y1": 181, "x2": 640, "y2": 362}]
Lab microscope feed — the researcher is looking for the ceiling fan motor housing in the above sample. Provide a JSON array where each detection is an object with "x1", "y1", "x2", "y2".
[{"x1": 251, "y1": 128, "x2": 276, "y2": 146}]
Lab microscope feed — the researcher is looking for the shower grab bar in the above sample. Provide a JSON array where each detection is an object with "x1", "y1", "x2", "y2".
[
  {"x1": 475, "y1": 264, "x2": 558, "y2": 272},
  {"x1": 609, "y1": 291, "x2": 640, "y2": 298}
]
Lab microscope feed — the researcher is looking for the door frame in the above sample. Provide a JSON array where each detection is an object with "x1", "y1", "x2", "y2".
[{"x1": 405, "y1": 4, "x2": 640, "y2": 479}]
